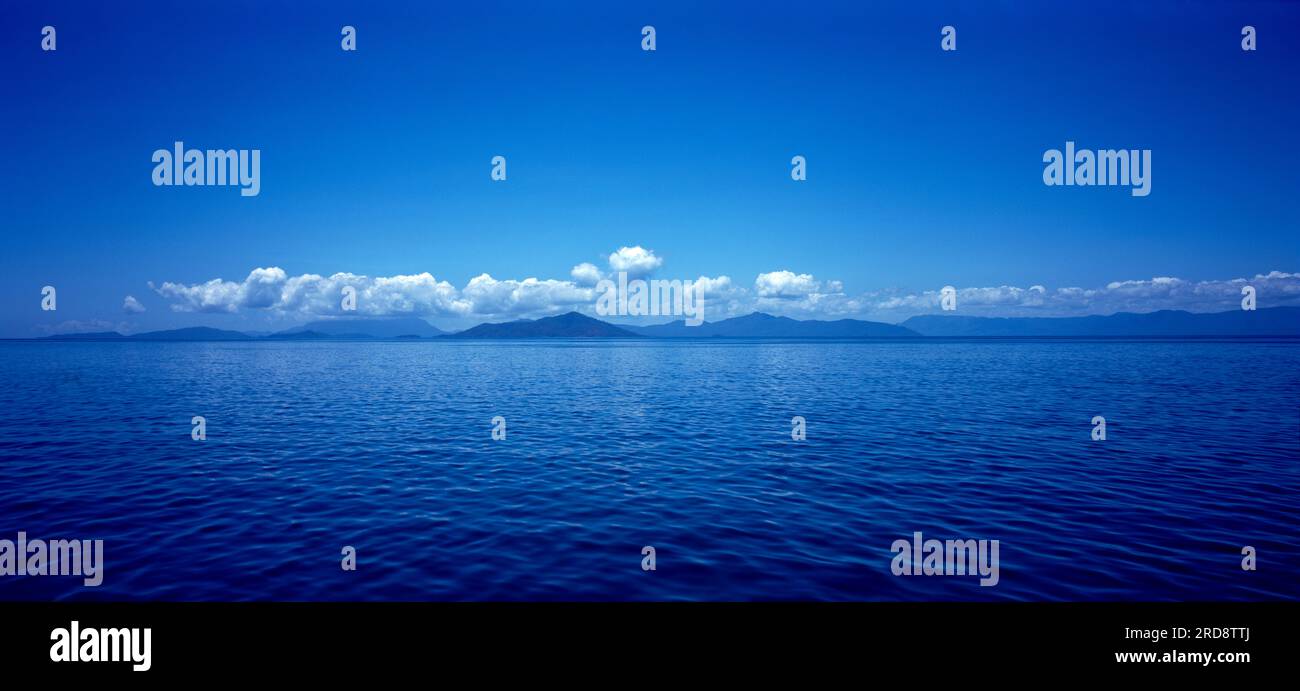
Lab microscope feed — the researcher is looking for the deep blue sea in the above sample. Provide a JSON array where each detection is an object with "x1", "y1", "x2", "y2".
[{"x1": 1, "y1": 339, "x2": 1297, "y2": 601}]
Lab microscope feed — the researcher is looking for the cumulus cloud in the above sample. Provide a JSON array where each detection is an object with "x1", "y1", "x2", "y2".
[
  {"x1": 460, "y1": 274, "x2": 592, "y2": 315},
  {"x1": 754, "y1": 270, "x2": 822, "y2": 298},
  {"x1": 693, "y1": 275, "x2": 734, "y2": 296},
  {"x1": 145, "y1": 252, "x2": 1300, "y2": 326},
  {"x1": 607, "y1": 246, "x2": 663, "y2": 277},
  {"x1": 150, "y1": 267, "x2": 594, "y2": 322},
  {"x1": 152, "y1": 268, "x2": 469, "y2": 317},
  {"x1": 149, "y1": 276, "x2": 244, "y2": 313},
  {"x1": 570, "y1": 262, "x2": 604, "y2": 286},
  {"x1": 122, "y1": 295, "x2": 146, "y2": 314}
]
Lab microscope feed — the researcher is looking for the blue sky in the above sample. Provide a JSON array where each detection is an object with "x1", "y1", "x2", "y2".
[{"x1": 2, "y1": 0, "x2": 1298, "y2": 335}]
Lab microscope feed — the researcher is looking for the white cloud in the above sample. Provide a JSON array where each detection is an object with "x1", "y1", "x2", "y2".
[
  {"x1": 863, "y1": 272, "x2": 1300, "y2": 319},
  {"x1": 607, "y1": 246, "x2": 663, "y2": 277},
  {"x1": 460, "y1": 274, "x2": 592, "y2": 316},
  {"x1": 153, "y1": 268, "x2": 469, "y2": 317},
  {"x1": 755, "y1": 270, "x2": 821, "y2": 298},
  {"x1": 150, "y1": 268, "x2": 591, "y2": 322},
  {"x1": 570, "y1": 262, "x2": 604, "y2": 286},
  {"x1": 122, "y1": 295, "x2": 146, "y2": 314},
  {"x1": 744, "y1": 270, "x2": 1300, "y2": 321},
  {"x1": 693, "y1": 275, "x2": 734, "y2": 296},
  {"x1": 146, "y1": 253, "x2": 1300, "y2": 326},
  {"x1": 240, "y1": 267, "x2": 288, "y2": 309},
  {"x1": 150, "y1": 276, "x2": 244, "y2": 313}
]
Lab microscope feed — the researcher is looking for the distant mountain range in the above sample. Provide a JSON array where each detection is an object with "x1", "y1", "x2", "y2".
[
  {"x1": 29, "y1": 306, "x2": 1300, "y2": 341},
  {"x1": 39, "y1": 318, "x2": 448, "y2": 342},
  {"x1": 448, "y1": 312, "x2": 637, "y2": 338},
  {"x1": 45, "y1": 326, "x2": 256, "y2": 342},
  {"x1": 624, "y1": 312, "x2": 918, "y2": 338},
  {"x1": 902, "y1": 306, "x2": 1300, "y2": 337},
  {"x1": 273, "y1": 317, "x2": 445, "y2": 339}
]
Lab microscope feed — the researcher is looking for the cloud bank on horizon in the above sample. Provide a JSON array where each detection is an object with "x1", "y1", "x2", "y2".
[{"x1": 139, "y1": 246, "x2": 1300, "y2": 328}]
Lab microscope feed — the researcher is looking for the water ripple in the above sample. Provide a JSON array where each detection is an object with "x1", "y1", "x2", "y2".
[{"x1": 0, "y1": 339, "x2": 1297, "y2": 601}]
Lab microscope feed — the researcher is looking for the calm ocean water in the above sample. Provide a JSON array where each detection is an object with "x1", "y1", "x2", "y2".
[{"x1": 0, "y1": 339, "x2": 1297, "y2": 601}]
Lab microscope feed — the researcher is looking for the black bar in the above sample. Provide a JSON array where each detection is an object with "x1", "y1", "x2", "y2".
[{"x1": 0, "y1": 602, "x2": 1288, "y2": 678}]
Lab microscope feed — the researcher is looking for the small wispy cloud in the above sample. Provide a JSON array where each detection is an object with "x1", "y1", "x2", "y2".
[{"x1": 863, "y1": 272, "x2": 1300, "y2": 320}]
